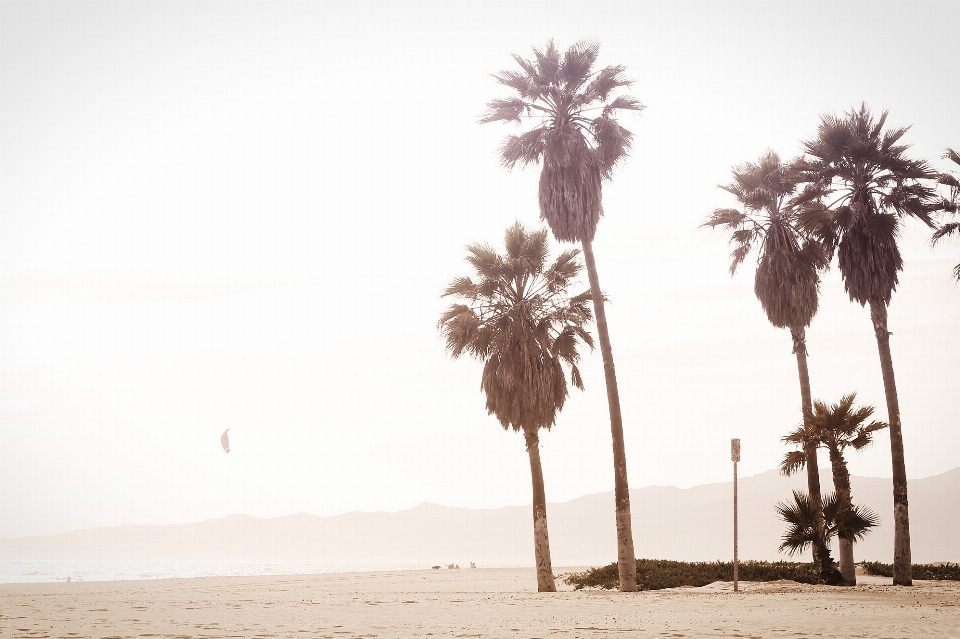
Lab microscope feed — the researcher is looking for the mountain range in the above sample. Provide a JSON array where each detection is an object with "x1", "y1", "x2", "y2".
[{"x1": 2, "y1": 468, "x2": 957, "y2": 566}]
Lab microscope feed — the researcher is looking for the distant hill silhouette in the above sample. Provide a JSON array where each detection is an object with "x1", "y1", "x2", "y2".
[{"x1": 2, "y1": 468, "x2": 957, "y2": 566}]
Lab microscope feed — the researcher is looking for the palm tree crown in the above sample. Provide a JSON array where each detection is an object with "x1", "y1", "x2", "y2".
[
  {"x1": 781, "y1": 393, "x2": 888, "y2": 477},
  {"x1": 480, "y1": 39, "x2": 643, "y2": 242},
  {"x1": 776, "y1": 490, "x2": 879, "y2": 558},
  {"x1": 439, "y1": 222, "x2": 594, "y2": 431},
  {"x1": 704, "y1": 151, "x2": 825, "y2": 333},
  {"x1": 804, "y1": 393, "x2": 888, "y2": 455},
  {"x1": 795, "y1": 104, "x2": 939, "y2": 305}
]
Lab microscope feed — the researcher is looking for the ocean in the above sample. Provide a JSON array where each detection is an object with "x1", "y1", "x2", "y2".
[{"x1": 0, "y1": 559, "x2": 430, "y2": 584}]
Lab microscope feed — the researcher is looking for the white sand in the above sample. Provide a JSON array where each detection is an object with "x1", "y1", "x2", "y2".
[{"x1": 2, "y1": 567, "x2": 958, "y2": 638}]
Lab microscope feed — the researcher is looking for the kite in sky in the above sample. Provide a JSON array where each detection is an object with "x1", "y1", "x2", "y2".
[{"x1": 221, "y1": 429, "x2": 230, "y2": 453}]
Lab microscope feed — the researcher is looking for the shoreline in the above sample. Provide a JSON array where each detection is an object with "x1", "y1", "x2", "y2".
[
  {"x1": 0, "y1": 558, "x2": 448, "y2": 586},
  {"x1": 2, "y1": 567, "x2": 957, "y2": 638}
]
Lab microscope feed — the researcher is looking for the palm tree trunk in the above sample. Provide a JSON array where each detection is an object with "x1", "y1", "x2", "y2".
[
  {"x1": 523, "y1": 427, "x2": 556, "y2": 592},
  {"x1": 581, "y1": 237, "x2": 637, "y2": 592},
  {"x1": 827, "y1": 443, "x2": 856, "y2": 585},
  {"x1": 869, "y1": 299, "x2": 912, "y2": 586},
  {"x1": 790, "y1": 326, "x2": 833, "y2": 580}
]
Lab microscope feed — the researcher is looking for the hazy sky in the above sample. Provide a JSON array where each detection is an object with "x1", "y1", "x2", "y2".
[{"x1": 2, "y1": 1, "x2": 959, "y2": 539}]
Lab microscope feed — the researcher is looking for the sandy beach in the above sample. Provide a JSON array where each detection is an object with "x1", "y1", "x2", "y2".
[{"x1": 2, "y1": 567, "x2": 958, "y2": 638}]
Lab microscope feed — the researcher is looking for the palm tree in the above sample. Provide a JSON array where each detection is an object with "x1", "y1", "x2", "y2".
[
  {"x1": 776, "y1": 489, "x2": 879, "y2": 584},
  {"x1": 439, "y1": 222, "x2": 594, "y2": 592},
  {"x1": 703, "y1": 151, "x2": 833, "y2": 579},
  {"x1": 781, "y1": 393, "x2": 888, "y2": 585},
  {"x1": 480, "y1": 39, "x2": 643, "y2": 591},
  {"x1": 794, "y1": 104, "x2": 939, "y2": 585},
  {"x1": 933, "y1": 148, "x2": 960, "y2": 279}
]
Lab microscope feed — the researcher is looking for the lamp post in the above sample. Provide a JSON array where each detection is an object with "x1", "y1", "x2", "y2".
[{"x1": 731, "y1": 438, "x2": 740, "y2": 592}]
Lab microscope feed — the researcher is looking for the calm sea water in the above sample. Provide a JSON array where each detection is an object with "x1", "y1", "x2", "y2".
[{"x1": 0, "y1": 560, "x2": 429, "y2": 584}]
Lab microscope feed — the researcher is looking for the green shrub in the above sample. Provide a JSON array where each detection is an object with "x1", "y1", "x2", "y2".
[
  {"x1": 861, "y1": 562, "x2": 960, "y2": 580},
  {"x1": 860, "y1": 561, "x2": 893, "y2": 577},
  {"x1": 563, "y1": 559, "x2": 820, "y2": 590}
]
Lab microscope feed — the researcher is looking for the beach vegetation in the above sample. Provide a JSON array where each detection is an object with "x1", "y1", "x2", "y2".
[
  {"x1": 565, "y1": 559, "x2": 960, "y2": 591},
  {"x1": 862, "y1": 561, "x2": 960, "y2": 581},
  {"x1": 563, "y1": 559, "x2": 821, "y2": 591}
]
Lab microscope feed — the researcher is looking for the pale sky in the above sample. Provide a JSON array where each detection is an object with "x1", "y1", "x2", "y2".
[{"x1": 2, "y1": 1, "x2": 959, "y2": 539}]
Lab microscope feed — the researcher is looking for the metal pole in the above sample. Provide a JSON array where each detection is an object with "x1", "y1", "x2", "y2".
[{"x1": 731, "y1": 438, "x2": 740, "y2": 593}]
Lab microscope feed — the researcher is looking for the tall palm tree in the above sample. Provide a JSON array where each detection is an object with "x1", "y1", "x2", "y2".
[
  {"x1": 933, "y1": 148, "x2": 960, "y2": 279},
  {"x1": 439, "y1": 222, "x2": 594, "y2": 592},
  {"x1": 794, "y1": 104, "x2": 939, "y2": 585},
  {"x1": 480, "y1": 39, "x2": 643, "y2": 591},
  {"x1": 703, "y1": 151, "x2": 833, "y2": 579},
  {"x1": 781, "y1": 393, "x2": 888, "y2": 585}
]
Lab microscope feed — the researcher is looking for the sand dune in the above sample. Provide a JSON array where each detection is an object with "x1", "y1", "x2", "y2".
[{"x1": 2, "y1": 468, "x2": 957, "y2": 565}]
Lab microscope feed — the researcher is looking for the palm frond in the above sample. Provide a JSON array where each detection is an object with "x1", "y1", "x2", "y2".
[
  {"x1": 849, "y1": 419, "x2": 888, "y2": 450},
  {"x1": 933, "y1": 148, "x2": 960, "y2": 279},
  {"x1": 602, "y1": 95, "x2": 644, "y2": 116},
  {"x1": 573, "y1": 324, "x2": 595, "y2": 350},
  {"x1": 568, "y1": 289, "x2": 593, "y2": 306},
  {"x1": 795, "y1": 201, "x2": 835, "y2": 236},
  {"x1": 551, "y1": 329, "x2": 581, "y2": 365},
  {"x1": 591, "y1": 116, "x2": 635, "y2": 174},
  {"x1": 702, "y1": 208, "x2": 747, "y2": 229},
  {"x1": 583, "y1": 64, "x2": 632, "y2": 101},
  {"x1": 842, "y1": 503, "x2": 880, "y2": 541},
  {"x1": 560, "y1": 39, "x2": 600, "y2": 90},
  {"x1": 781, "y1": 424, "x2": 811, "y2": 445},
  {"x1": 569, "y1": 364, "x2": 584, "y2": 391},
  {"x1": 465, "y1": 243, "x2": 503, "y2": 278},
  {"x1": 776, "y1": 490, "x2": 823, "y2": 556},
  {"x1": 940, "y1": 174, "x2": 960, "y2": 194},
  {"x1": 441, "y1": 276, "x2": 477, "y2": 299},
  {"x1": 493, "y1": 67, "x2": 538, "y2": 93},
  {"x1": 480, "y1": 97, "x2": 530, "y2": 124},
  {"x1": 508, "y1": 52, "x2": 539, "y2": 80},
  {"x1": 533, "y1": 39, "x2": 561, "y2": 82},
  {"x1": 729, "y1": 244, "x2": 751, "y2": 275},
  {"x1": 780, "y1": 450, "x2": 807, "y2": 476},
  {"x1": 500, "y1": 129, "x2": 549, "y2": 169}
]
